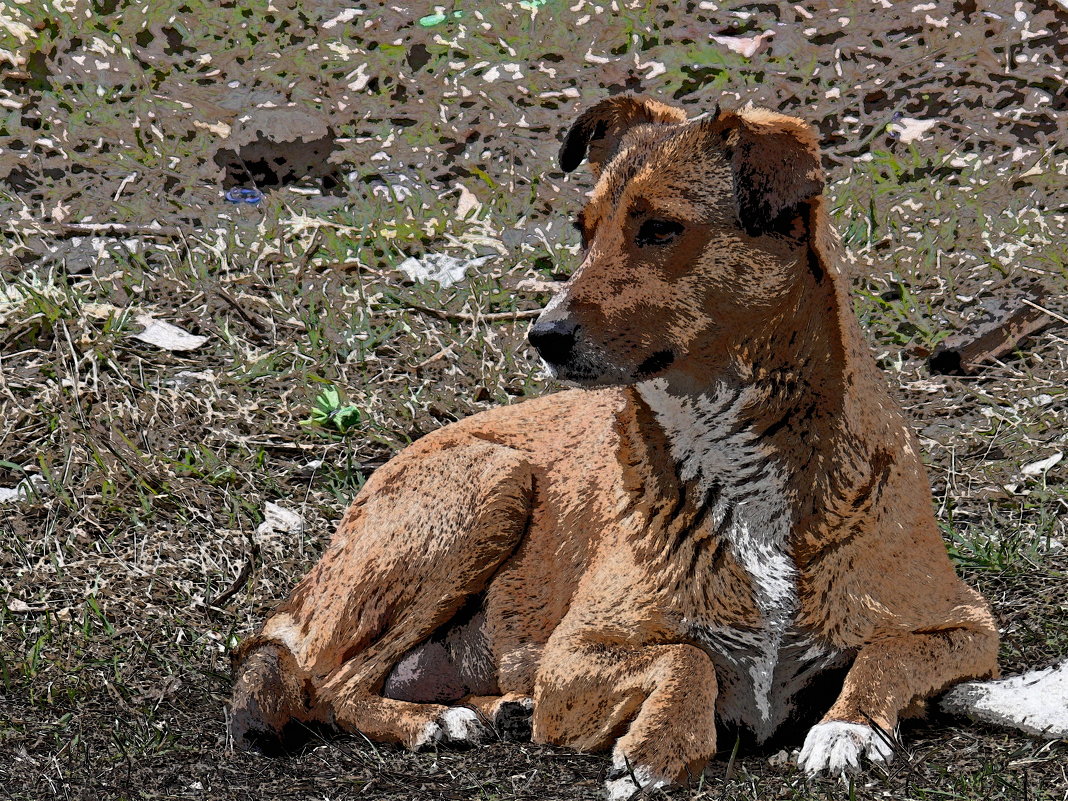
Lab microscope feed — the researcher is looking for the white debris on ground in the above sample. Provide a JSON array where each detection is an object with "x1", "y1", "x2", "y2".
[
  {"x1": 1021, "y1": 451, "x2": 1063, "y2": 476},
  {"x1": 710, "y1": 29, "x2": 775, "y2": 58},
  {"x1": 132, "y1": 313, "x2": 209, "y2": 351},
  {"x1": 0, "y1": 474, "x2": 48, "y2": 503},
  {"x1": 256, "y1": 502, "x2": 304, "y2": 538},
  {"x1": 941, "y1": 660, "x2": 1068, "y2": 739},
  {"x1": 888, "y1": 116, "x2": 939, "y2": 143},
  {"x1": 395, "y1": 253, "x2": 492, "y2": 288}
]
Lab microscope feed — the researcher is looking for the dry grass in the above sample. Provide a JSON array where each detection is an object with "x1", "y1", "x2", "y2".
[{"x1": 1, "y1": 1, "x2": 1066, "y2": 799}]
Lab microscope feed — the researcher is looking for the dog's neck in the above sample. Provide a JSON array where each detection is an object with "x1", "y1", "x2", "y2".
[
  {"x1": 635, "y1": 375, "x2": 762, "y2": 492},
  {"x1": 647, "y1": 253, "x2": 857, "y2": 434},
  {"x1": 633, "y1": 219, "x2": 884, "y2": 521}
]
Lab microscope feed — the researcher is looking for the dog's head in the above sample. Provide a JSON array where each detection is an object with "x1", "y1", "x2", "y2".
[{"x1": 529, "y1": 95, "x2": 829, "y2": 386}]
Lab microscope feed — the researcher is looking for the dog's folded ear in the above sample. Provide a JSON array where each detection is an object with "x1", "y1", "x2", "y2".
[
  {"x1": 709, "y1": 107, "x2": 825, "y2": 238},
  {"x1": 560, "y1": 94, "x2": 687, "y2": 176}
]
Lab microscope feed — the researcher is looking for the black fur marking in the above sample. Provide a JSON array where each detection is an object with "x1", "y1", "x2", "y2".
[
  {"x1": 851, "y1": 449, "x2": 893, "y2": 509},
  {"x1": 667, "y1": 482, "x2": 720, "y2": 556},
  {"x1": 686, "y1": 531, "x2": 724, "y2": 581},
  {"x1": 757, "y1": 411, "x2": 793, "y2": 441},
  {"x1": 728, "y1": 461, "x2": 771, "y2": 490},
  {"x1": 806, "y1": 520, "x2": 865, "y2": 567},
  {"x1": 609, "y1": 153, "x2": 645, "y2": 204},
  {"x1": 637, "y1": 349, "x2": 676, "y2": 377},
  {"x1": 806, "y1": 244, "x2": 824, "y2": 283},
  {"x1": 740, "y1": 201, "x2": 806, "y2": 239},
  {"x1": 715, "y1": 504, "x2": 735, "y2": 538}
]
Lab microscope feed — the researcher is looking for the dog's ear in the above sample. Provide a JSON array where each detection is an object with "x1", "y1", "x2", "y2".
[
  {"x1": 709, "y1": 107, "x2": 825, "y2": 237},
  {"x1": 559, "y1": 94, "x2": 688, "y2": 176}
]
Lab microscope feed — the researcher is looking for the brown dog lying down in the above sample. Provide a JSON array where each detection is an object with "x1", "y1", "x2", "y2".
[{"x1": 230, "y1": 95, "x2": 999, "y2": 798}]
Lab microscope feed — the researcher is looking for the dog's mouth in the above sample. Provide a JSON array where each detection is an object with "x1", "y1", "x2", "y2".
[
  {"x1": 547, "y1": 349, "x2": 677, "y2": 387},
  {"x1": 636, "y1": 350, "x2": 676, "y2": 378}
]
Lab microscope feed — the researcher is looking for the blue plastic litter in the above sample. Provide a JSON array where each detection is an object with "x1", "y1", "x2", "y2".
[{"x1": 225, "y1": 187, "x2": 264, "y2": 204}]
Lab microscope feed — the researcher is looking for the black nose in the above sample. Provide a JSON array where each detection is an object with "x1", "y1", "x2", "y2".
[{"x1": 528, "y1": 319, "x2": 578, "y2": 364}]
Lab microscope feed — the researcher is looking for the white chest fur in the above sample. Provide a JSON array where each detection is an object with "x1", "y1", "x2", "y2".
[{"x1": 637, "y1": 378, "x2": 842, "y2": 740}]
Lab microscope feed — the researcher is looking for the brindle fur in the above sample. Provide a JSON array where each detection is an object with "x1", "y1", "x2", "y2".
[{"x1": 230, "y1": 96, "x2": 998, "y2": 796}]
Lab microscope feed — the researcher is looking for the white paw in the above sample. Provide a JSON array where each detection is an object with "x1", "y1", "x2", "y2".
[
  {"x1": 438, "y1": 706, "x2": 487, "y2": 745},
  {"x1": 410, "y1": 708, "x2": 487, "y2": 750},
  {"x1": 411, "y1": 720, "x2": 444, "y2": 750},
  {"x1": 798, "y1": 721, "x2": 895, "y2": 777},
  {"x1": 604, "y1": 754, "x2": 667, "y2": 801}
]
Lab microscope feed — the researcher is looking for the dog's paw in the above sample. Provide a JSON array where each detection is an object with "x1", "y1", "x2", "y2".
[
  {"x1": 798, "y1": 721, "x2": 894, "y2": 777},
  {"x1": 492, "y1": 696, "x2": 533, "y2": 741},
  {"x1": 604, "y1": 756, "x2": 667, "y2": 801},
  {"x1": 439, "y1": 706, "x2": 488, "y2": 745},
  {"x1": 411, "y1": 719, "x2": 446, "y2": 750},
  {"x1": 410, "y1": 707, "x2": 487, "y2": 750}
]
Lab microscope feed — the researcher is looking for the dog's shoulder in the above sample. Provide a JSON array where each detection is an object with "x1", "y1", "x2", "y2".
[{"x1": 454, "y1": 386, "x2": 624, "y2": 436}]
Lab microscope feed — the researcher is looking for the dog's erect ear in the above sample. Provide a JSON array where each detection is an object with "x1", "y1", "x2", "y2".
[
  {"x1": 559, "y1": 94, "x2": 688, "y2": 176},
  {"x1": 709, "y1": 107, "x2": 825, "y2": 237}
]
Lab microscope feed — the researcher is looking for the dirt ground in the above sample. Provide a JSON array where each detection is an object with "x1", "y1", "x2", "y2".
[{"x1": 1, "y1": 1, "x2": 1066, "y2": 799}]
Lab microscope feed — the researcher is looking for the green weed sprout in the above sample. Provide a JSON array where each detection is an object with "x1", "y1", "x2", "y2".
[{"x1": 302, "y1": 387, "x2": 363, "y2": 434}]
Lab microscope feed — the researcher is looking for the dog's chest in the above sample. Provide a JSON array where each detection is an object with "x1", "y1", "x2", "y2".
[{"x1": 637, "y1": 379, "x2": 844, "y2": 740}]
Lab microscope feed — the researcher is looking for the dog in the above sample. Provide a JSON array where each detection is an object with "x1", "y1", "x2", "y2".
[{"x1": 230, "y1": 95, "x2": 1000, "y2": 798}]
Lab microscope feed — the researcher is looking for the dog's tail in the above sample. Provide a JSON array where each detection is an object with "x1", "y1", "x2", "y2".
[
  {"x1": 229, "y1": 637, "x2": 311, "y2": 751},
  {"x1": 940, "y1": 659, "x2": 1068, "y2": 739}
]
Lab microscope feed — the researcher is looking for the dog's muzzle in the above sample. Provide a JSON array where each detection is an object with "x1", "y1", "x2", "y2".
[{"x1": 528, "y1": 318, "x2": 579, "y2": 367}]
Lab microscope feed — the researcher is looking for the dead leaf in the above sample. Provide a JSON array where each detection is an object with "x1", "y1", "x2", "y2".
[
  {"x1": 455, "y1": 183, "x2": 481, "y2": 219},
  {"x1": 1021, "y1": 452, "x2": 1063, "y2": 476},
  {"x1": 132, "y1": 314, "x2": 208, "y2": 351},
  {"x1": 193, "y1": 119, "x2": 232, "y2": 138},
  {"x1": 889, "y1": 117, "x2": 938, "y2": 143},
  {"x1": 396, "y1": 254, "x2": 492, "y2": 288},
  {"x1": 256, "y1": 502, "x2": 304, "y2": 538},
  {"x1": 5, "y1": 598, "x2": 50, "y2": 613},
  {"x1": 710, "y1": 30, "x2": 775, "y2": 58},
  {"x1": 0, "y1": 474, "x2": 48, "y2": 503},
  {"x1": 904, "y1": 379, "x2": 946, "y2": 393}
]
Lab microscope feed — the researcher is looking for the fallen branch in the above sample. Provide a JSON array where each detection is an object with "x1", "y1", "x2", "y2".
[
  {"x1": 930, "y1": 291, "x2": 1055, "y2": 375},
  {"x1": 1020, "y1": 296, "x2": 1068, "y2": 327}
]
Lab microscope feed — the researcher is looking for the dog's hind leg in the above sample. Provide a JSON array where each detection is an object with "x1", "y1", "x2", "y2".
[
  {"x1": 232, "y1": 435, "x2": 535, "y2": 750},
  {"x1": 534, "y1": 638, "x2": 719, "y2": 800},
  {"x1": 229, "y1": 637, "x2": 316, "y2": 751},
  {"x1": 462, "y1": 692, "x2": 535, "y2": 740}
]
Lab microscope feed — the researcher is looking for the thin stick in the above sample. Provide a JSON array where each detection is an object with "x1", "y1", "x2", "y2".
[
  {"x1": 406, "y1": 302, "x2": 543, "y2": 323},
  {"x1": 1020, "y1": 297, "x2": 1068, "y2": 327},
  {"x1": 208, "y1": 542, "x2": 260, "y2": 610},
  {"x1": 5, "y1": 222, "x2": 184, "y2": 238}
]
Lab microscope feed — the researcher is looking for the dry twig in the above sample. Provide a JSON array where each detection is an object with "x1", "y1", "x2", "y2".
[{"x1": 406, "y1": 302, "x2": 543, "y2": 324}]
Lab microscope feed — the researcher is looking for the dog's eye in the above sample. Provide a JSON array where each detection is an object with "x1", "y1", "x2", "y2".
[{"x1": 636, "y1": 219, "x2": 684, "y2": 247}]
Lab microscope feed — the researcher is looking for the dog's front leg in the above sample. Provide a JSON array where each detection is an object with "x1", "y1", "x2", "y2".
[
  {"x1": 534, "y1": 637, "x2": 718, "y2": 800},
  {"x1": 800, "y1": 626, "x2": 998, "y2": 775}
]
